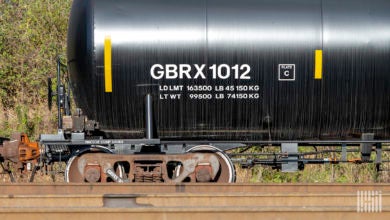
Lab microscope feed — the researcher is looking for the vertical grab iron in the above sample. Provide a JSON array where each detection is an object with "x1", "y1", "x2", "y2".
[
  {"x1": 48, "y1": 56, "x2": 71, "y2": 130},
  {"x1": 145, "y1": 94, "x2": 156, "y2": 140}
]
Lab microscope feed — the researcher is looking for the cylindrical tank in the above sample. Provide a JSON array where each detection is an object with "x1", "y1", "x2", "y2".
[{"x1": 67, "y1": 0, "x2": 390, "y2": 140}]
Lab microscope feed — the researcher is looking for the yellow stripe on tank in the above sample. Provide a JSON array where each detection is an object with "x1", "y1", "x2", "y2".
[
  {"x1": 104, "y1": 36, "x2": 112, "y2": 93},
  {"x1": 314, "y1": 49, "x2": 323, "y2": 80}
]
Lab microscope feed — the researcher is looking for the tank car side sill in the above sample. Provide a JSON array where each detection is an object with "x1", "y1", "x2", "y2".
[
  {"x1": 40, "y1": 132, "x2": 390, "y2": 149},
  {"x1": 162, "y1": 140, "x2": 390, "y2": 145}
]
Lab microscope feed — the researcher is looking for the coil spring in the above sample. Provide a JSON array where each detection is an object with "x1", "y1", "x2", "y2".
[
  {"x1": 46, "y1": 145, "x2": 71, "y2": 162},
  {"x1": 153, "y1": 173, "x2": 163, "y2": 182},
  {"x1": 134, "y1": 173, "x2": 163, "y2": 182},
  {"x1": 48, "y1": 145, "x2": 70, "y2": 153},
  {"x1": 134, "y1": 166, "x2": 163, "y2": 183},
  {"x1": 144, "y1": 173, "x2": 153, "y2": 182},
  {"x1": 134, "y1": 174, "x2": 144, "y2": 182}
]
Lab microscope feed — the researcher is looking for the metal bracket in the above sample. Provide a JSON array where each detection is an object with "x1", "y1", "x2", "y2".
[
  {"x1": 341, "y1": 143, "x2": 347, "y2": 162},
  {"x1": 360, "y1": 133, "x2": 374, "y2": 161},
  {"x1": 281, "y1": 143, "x2": 298, "y2": 172}
]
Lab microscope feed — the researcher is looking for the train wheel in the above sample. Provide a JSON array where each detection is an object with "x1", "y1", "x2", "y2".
[
  {"x1": 65, "y1": 154, "x2": 127, "y2": 183},
  {"x1": 65, "y1": 146, "x2": 113, "y2": 183},
  {"x1": 186, "y1": 145, "x2": 236, "y2": 183},
  {"x1": 65, "y1": 155, "x2": 84, "y2": 182}
]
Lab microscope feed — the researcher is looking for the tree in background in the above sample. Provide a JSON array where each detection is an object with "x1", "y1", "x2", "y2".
[{"x1": 0, "y1": 0, "x2": 71, "y2": 137}]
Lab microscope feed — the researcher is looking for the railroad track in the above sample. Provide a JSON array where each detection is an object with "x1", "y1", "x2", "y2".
[{"x1": 0, "y1": 184, "x2": 389, "y2": 220}]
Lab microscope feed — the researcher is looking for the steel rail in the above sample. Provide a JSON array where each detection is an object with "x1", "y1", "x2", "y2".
[
  {"x1": 0, "y1": 184, "x2": 389, "y2": 220},
  {"x1": 1, "y1": 183, "x2": 390, "y2": 194},
  {"x1": 0, "y1": 207, "x2": 389, "y2": 220}
]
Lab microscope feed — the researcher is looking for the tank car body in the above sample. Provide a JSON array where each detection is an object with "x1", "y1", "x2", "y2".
[
  {"x1": 33, "y1": 0, "x2": 390, "y2": 183},
  {"x1": 68, "y1": 0, "x2": 390, "y2": 141}
]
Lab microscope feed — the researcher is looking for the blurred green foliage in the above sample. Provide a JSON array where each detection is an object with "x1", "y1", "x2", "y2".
[{"x1": 0, "y1": 0, "x2": 71, "y2": 137}]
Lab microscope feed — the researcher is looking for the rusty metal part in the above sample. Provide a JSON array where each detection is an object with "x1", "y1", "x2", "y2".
[
  {"x1": 18, "y1": 134, "x2": 40, "y2": 162},
  {"x1": 187, "y1": 145, "x2": 236, "y2": 183},
  {"x1": 195, "y1": 163, "x2": 213, "y2": 182},
  {"x1": 1, "y1": 140, "x2": 19, "y2": 163},
  {"x1": 62, "y1": 116, "x2": 73, "y2": 131},
  {"x1": 84, "y1": 164, "x2": 101, "y2": 183},
  {"x1": 0, "y1": 133, "x2": 40, "y2": 163},
  {"x1": 65, "y1": 151, "x2": 228, "y2": 183},
  {"x1": 349, "y1": 158, "x2": 363, "y2": 163},
  {"x1": 172, "y1": 154, "x2": 219, "y2": 183},
  {"x1": 0, "y1": 184, "x2": 389, "y2": 220},
  {"x1": 134, "y1": 164, "x2": 163, "y2": 183},
  {"x1": 62, "y1": 115, "x2": 99, "y2": 132},
  {"x1": 67, "y1": 153, "x2": 219, "y2": 182}
]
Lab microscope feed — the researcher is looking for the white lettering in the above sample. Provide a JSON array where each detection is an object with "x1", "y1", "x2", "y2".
[
  {"x1": 194, "y1": 64, "x2": 206, "y2": 79},
  {"x1": 179, "y1": 64, "x2": 192, "y2": 79},
  {"x1": 166, "y1": 64, "x2": 178, "y2": 79},
  {"x1": 150, "y1": 64, "x2": 164, "y2": 79},
  {"x1": 150, "y1": 64, "x2": 251, "y2": 80}
]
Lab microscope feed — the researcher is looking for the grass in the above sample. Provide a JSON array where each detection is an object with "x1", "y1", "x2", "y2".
[
  {"x1": 235, "y1": 163, "x2": 390, "y2": 183},
  {"x1": 233, "y1": 146, "x2": 390, "y2": 183},
  {"x1": 0, "y1": 162, "x2": 66, "y2": 183}
]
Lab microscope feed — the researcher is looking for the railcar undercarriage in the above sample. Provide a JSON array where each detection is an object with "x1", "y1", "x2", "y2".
[{"x1": 2, "y1": 131, "x2": 390, "y2": 183}]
